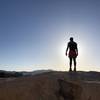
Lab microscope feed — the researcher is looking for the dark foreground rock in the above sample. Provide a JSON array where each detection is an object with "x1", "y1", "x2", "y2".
[{"x1": 0, "y1": 71, "x2": 100, "y2": 100}]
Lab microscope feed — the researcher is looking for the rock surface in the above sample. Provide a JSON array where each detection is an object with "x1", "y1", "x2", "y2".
[{"x1": 0, "y1": 71, "x2": 100, "y2": 100}]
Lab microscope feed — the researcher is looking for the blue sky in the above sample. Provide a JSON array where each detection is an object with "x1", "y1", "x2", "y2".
[{"x1": 0, "y1": 0, "x2": 100, "y2": 71}]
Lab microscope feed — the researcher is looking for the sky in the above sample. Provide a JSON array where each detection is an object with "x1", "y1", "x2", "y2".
[{"x1": 0, "y1": 0, "x2": 100, "y2": 71}]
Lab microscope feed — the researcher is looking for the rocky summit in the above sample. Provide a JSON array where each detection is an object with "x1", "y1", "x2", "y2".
[{"x1": 0, "y1": 71, "x2": 100, "y2": 100}]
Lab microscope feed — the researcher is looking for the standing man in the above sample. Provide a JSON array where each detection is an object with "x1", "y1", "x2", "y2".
[{"x1": 66, "y1": 37, "x2": 78, "y2": 71}]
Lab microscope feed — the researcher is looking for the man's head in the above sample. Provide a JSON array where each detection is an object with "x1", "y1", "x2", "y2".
[{"x1": 70, "y1": 37, "x2": 73, "y2": 41}]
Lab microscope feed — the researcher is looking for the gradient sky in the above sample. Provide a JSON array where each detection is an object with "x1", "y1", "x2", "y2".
[{"x1": 0, "y1": 0, "x2": 100, "y2": 71}]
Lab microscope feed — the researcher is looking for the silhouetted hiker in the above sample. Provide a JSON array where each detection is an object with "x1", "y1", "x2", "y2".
[{"x1": 66, "y1": 37, "x2": 78, "y2": 71}]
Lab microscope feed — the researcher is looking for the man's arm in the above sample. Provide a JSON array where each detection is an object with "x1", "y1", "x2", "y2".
[
  {"x1": 65, "y1": 43, "x2": 69, "y2": 56},
  {"x1": 76, "y1": 44, "x2": 78, "y2": 56}
]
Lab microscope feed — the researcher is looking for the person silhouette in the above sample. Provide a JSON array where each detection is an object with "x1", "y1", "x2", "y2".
[{"x1": 66, "y1": 37, "x2": 78, "y2": 71}]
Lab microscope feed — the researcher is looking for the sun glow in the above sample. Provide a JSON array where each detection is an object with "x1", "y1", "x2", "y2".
[
  {"x1": 58, "y1": 41, "x2": 86, "y2": 71},
  {"x1": 59, "y1": 42, "x2": 84, "y2": 59}
]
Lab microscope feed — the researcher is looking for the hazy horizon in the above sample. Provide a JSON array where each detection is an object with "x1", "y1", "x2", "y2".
[{"x1": 0, "y1": 0, "x2": 100, "y2": 71}]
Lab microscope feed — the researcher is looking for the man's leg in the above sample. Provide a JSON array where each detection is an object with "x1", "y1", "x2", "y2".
[
  {"x1": 69, "y1": 57, "x2": 72, "y2": 71},
  {"x1": 73, "y1": 57, "x2": 76, "y2": 71}
]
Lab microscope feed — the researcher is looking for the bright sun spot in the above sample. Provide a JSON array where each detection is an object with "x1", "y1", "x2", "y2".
[
  {"x1": 58, "y1": 41, "x2": 86, "y2": 71},
  {"x1": 60, "y1": 42, "x2": 84, "y2": 59},
  {"x1": 60, "y1": 43, "x2": 67, "y2": 58}
]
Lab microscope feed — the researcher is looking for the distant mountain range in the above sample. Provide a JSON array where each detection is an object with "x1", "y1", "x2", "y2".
[
  {"x1": 0, "y1": 70, "x2": 52, "y2": 78},
  {"x1": 0, "y1": 70, "x2": 100, "y2": 81}
]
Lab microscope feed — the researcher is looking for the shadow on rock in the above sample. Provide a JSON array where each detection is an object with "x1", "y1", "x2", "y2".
[{"x1": 57, "y1": 79, "x2": 82, "y2": 100}]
